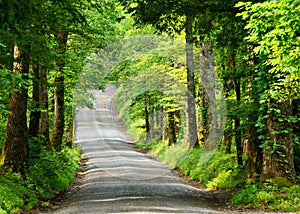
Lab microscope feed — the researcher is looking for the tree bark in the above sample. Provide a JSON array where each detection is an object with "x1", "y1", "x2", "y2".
[
  {"x1": 1, "y1": 45, "x2": 30, "y2": 175},
  {"x1": 261, "y1": 100, "x2": 296, "y2": 183},
  {"x1": 244, "y1": 126, "x2": 261, "y2": 178},
  {"x1": 51, "y1": 30, "x2": 68, "y2": 151},
  {"x1": 144, "y1": 93, "x2": 150, "y2": 140},
  {"x1": 222, "y1": 65, "x2": 233, "y2": 154},
  {"x1": 29, "y1": 64, "x2": 41, "y2": 138},
  {"x1": 149, "y1": 96, "x2": 155, "y2": 139},
  {"x1": 167, "y1": 111, "x2": 176, "y2": 146},
  {"x1": 224, "y1": 120, "x2": 233, "y2": 154},
  {"x1": 38, "y1": 65, "x2": 50, "y2": 143},
  {"x1": 200, "y1": 42, "x2": 219, "y2": 151},
  {"x1": 234, "y1": 78, "x2": 243, "y2": 166},
  {"x1": 185, "y1": 16, "x2": 198, "y2": 148}
]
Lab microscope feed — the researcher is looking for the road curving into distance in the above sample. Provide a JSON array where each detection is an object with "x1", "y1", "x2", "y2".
[{"x1": 46, "y1": 84, "x2": 242, "y2": 214}]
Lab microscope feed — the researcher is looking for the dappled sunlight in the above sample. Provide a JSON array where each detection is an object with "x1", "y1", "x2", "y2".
[{"x1": 51, "y1": 85, "x2": 228, "y2": 213}]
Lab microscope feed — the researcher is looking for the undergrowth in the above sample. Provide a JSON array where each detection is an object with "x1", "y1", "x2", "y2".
[
  {"x1": 232, "y1": 181, "x2": 300, "y2": 211},
  {"x1": 137, "y1": 140, "x2": 300, "y2": 212},
  {"x1": 0, "y1": 146, "x2": 81, "y2": 214},
  {"x1": 154, "y1": 143, "x2": 246, "y2": 189},
  {"x1": 116, "y1": 87, "x2": 300, "y2": 212}
]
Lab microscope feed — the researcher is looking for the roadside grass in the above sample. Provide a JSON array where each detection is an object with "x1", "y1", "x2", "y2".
[
  {"x1": 232, "y1": 182, "x2": 300, "y2": 211},
  {"x1": 137, "y1": 139, "x2": 300, "y2": 212},
  {"x1": 0, "y1": 146, "x2": 81, "y2": 214},
  {"x1": 115, "y1": 92, "x2": 300, "y2": 212}
]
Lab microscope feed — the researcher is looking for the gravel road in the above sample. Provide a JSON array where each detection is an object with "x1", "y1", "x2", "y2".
[{"x1": 47, "y1": 85, "x2": 238, "y2": 214}]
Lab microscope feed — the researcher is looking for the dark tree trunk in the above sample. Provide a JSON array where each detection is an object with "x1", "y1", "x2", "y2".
[
  {"x1": 185, "y1": 16, "x2": 198, "y2": 148},
  {"x1": 38, "y1": 65, "x2": 49, "y2": 143},
  {"x1": 162, "y1": 108, "x2": 168, "y2": 142},
  {"x1": 292, "y1": 99, "x2": 300, "y2": 174},
  {"x1": 222, "y1": 67, "x2": 233, "y2": 154},
  {"x1": 244, "y1": 126, "x2": 261, "y2": 178},
  {"x1": 244, "y1": 80, "x2": 262, "y2": 178},
  {"x1": 1, "y1": 45, "x2": 30, "y2": 175},
  {"x1": 230, "y1": 51, "x2": 243, "y2": 166},
  {"x1": 224, "y1": 120, "x2": 233, "y2": 154},
  {"x1": 174, "y1": 110, "x2": 181, "y2": 137},
  {"x1": 144, "y1": 93, "x2": 150, "y2": 140},
  {"x1": 149, "y1": 96, "x2": 155, "y2": 139},
  {"x1": 65, "y1": 116, "x2": 74, "y2": 148},
  {"x1": 198, "y1": 85, "x2": 208, "y2": 142},
  {"x1": 234, "y1": 78, "x2": 243, "y2": 166},
  {"x1": 244, "y1": 51, "x2": 263, "y2": 178},
  {"x1": 167, "y1": 111, "x2": 176, "y2": 146},
  {"x1": 29, "y1": 64, "x2": 41, "y2": 138},
  {"x1": 52, "y1": 30, "x2": 68, "y2": 151},
  {"x1": 261, "y1": 101, "x2": 296, "y2": 183}
]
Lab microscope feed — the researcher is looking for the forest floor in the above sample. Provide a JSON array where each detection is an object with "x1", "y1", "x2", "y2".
[{"x1": 35, "y1": 85, "x2": 296, "y2": 214}]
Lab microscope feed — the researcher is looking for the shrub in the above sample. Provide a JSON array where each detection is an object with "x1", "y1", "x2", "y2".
[
  {"x1": 232, "y1": 183, "x2": 300, "y2": 211},
  {"x1": 187, "y1": 150, "x2": 246, "y2": 189},
  {"x1": 0, "y1": 146, "x2": 81, "y2": 213}
]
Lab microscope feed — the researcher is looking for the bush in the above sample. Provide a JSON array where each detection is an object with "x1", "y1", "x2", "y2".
[
  {"x1": 0, "y1": 146, "x2": 81, "y2": 213},
  {"x1": 232, "y1": 182, "x2": 300, "y2": 211},
  {"x1": 155, "y1": 143, "x2": 246, "y2": 190},
  {"x1": 27, "y1": 147, "x2": 81, "y2": 197},
  {"x1": 157, "y1": 143, "x2": 191, "y2": 169},
  {"x1": 0, "y1": 174, "x2": 25, "y2": 213},
  {"x1": 187, "y1": 150, "x2": 246, "y2": 189}
]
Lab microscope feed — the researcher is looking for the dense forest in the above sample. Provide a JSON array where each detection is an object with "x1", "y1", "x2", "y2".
[{"x1": 0, "y1": 0, "x2": 299, "y2": 213}]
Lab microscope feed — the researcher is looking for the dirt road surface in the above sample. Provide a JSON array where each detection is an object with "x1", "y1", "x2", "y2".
[{"x1": 45, "y1": 85, "x2": 246, "y2": 214}]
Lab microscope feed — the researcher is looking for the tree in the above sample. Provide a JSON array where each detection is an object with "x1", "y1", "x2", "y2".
[
  {"x1": 120, "y1": 0, "x2": 200, "y2": 147},
  {"x1": 238, "y1": 0, "x2": 299, "y2": 182},
  {"x1": 1, "y1": 45, "x2": 30, "y2": 174},
  {"x1": 51, "y1": 30, "x2": 68, "y2": 151},
  {"x1": 0, "y1": 0, "x2": 33, "y2": 174},
  {"x1": 0, "y1": 0, "x2": 121, "y2": 172}
]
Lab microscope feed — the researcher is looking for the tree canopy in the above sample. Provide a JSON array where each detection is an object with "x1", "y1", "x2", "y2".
[{"x1": 0, "y1": 0, "x2": 300, "y2": 212}]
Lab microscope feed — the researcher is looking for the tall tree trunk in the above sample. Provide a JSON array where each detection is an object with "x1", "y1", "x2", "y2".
[
  {"x1": 185, "y1": 16, "x2": 198, "y2": 148},
  {"x1": 149, "y1": 96, "x2": 155, "y2": 139},
  {"x1": 224, "y1": 120, "x2": 233, "y2": 154},
  {"x1": 39, "y1": 65, "x2": 50, "y2": 143},
  {"x1": 245, "y1": 76, "x2": 262, "y2": 178},
  {"x1": 144, "y1": 93, "x2": 150, "y2": 140},
  {"x1": 167, "y1": 111, "x2": 176, "y2": 146},
  {"x1": 230, "y1": 51, "x2": 243, "y2": 166},
  {"x1": 1, "y1": 45, "x2": 30, "y2": 175},
  {"x1": 200, "y1": 42, "x2": 219, "y2": 151},
  {"x1": 198, "y1": 85, "x2": 209, "y2": 142},
  {"x1": 261, "y1": 101, "x2": 296, "y2": 183},
  {"x1": 234, "y1": 78, "x2": 243, "y2": 166},
  {"x1": 292, "y1": 99, "x2": 300, "y2": 173},
  {"x1": 222, "y1": 65, "x2": 233, "y2": 154},
  {"x1": 29, "y1": 64, "x2": 41, "y2": 138},
  {"x1": 245, "y1": 126, "x2": 261, "y2": 178},
  {"x1": 244, "y1": 52, "x2": 263, "y2": 177},
  {"x1": 52, "y1": 30, "x2": 68, "y2": 151}
]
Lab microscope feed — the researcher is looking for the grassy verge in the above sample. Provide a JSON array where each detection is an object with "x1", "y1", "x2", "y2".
[
  {"x1": 0, "y1": 146, "x2": 81, "y2": 214},
  {"x1": 232, "y1": 181, "x2": 300, "y2": 212},
  {"x1": 136, "y1": 140, "x2": 300, "y2": 212}
]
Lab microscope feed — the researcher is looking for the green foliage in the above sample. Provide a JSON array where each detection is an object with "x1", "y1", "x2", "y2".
[
  {"x1": 0, "y1": 146, "x2": 80, "y2": 213},
  {"x1": 186, "y1": 150, "x2": 246, "y2": 189},
  {"x1": 27, "y1": 147, "x2": 81, "y2": 197},
  {"x1": 144, "y1": 139, "x2": 246, "y2": 190},
  {"x1": 0, "y1": 115, "x2": 7, "y2": 151},
  {"x1": 232, "y1": 183, "x2": 300, "y2": 211},
  {"x1": 0, "y1": 174, "x2": 25, "y2": 213},
  {"x1": 171, "y1": 147, "x2": 202, "y2": 175},
  {"x1": 157, "y1": 143, "x2": 191, "y2": 169}
]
